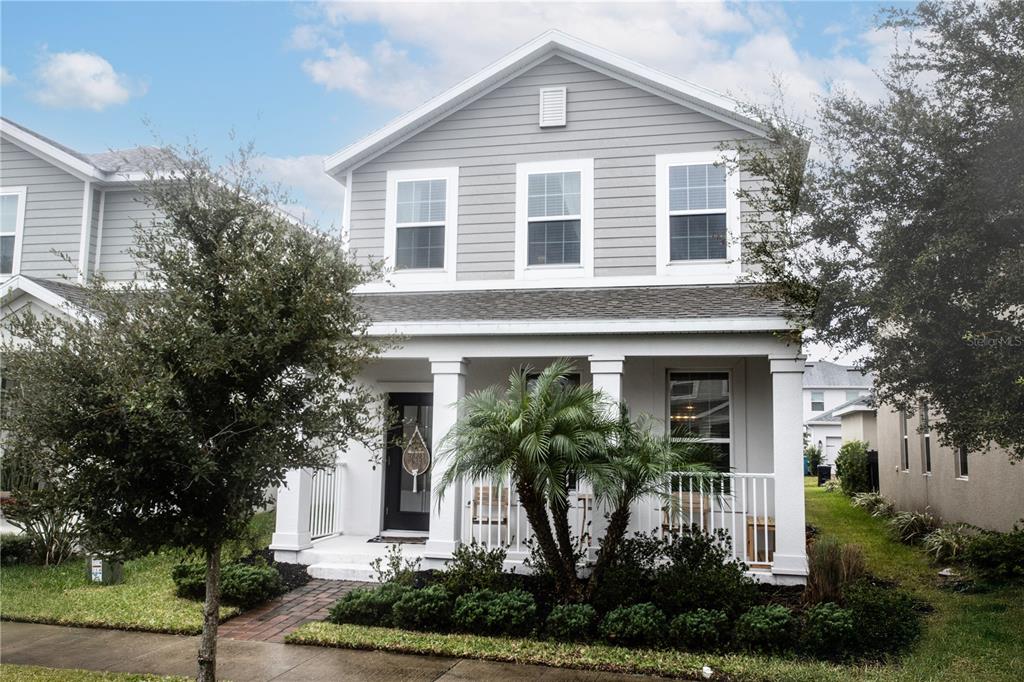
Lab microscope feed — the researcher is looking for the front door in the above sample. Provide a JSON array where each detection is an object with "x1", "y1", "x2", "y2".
[{"x1": 383, "y1": 392, "x2": 433, "y2": 532}]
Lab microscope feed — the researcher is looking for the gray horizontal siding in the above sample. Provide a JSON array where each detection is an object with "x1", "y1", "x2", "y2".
[
  {"x1": 0, "y1": 137, "x2": 85, "y2": 280},
  {"x1": 349, "y1": 54, "x2": 760, "y2": 279},
  {"x1": 98, "y1": 189, "x2": 156, "y2": 281}
]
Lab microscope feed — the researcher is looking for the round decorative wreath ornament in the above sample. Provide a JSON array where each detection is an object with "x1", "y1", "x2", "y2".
[{"x1": 401, "y1": 426, "x2": 431, "y2": 493}]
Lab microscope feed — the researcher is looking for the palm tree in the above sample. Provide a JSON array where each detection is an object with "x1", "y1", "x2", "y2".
[
  {"x1": 584, "y1": 408, "x2": 713, "y2": 600},
  {"x1": 435, "y1": 358, "x2": 614, "y2": 600}
]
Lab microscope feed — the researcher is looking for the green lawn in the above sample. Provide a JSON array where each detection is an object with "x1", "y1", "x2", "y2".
[
  {"x1": 0, "y1": 665, "x2": 186, "y2": 681},
  {"x1": 0, "y1": 511, "x2": 275, "y2": 634},
  {"x1": 288, "y1": 483, "x2": 1024, "y2": 681}
]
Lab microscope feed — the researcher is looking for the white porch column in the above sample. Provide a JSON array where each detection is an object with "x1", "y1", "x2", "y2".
[
  {"x1": 769, "y1": 354, "x2": 808, "y2": 582},
  {"x1": 589, "y1": 355, "x2": 624, "y2": 558},
  {"x1": 425, "y1": 358, "x2": 467, "y2": 558},
  {"x1": 269, "y1": 468, "x2": 313, "y2": 563}
]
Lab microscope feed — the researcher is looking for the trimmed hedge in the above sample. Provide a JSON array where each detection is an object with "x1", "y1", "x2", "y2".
[
  {"x1": 599, "y1": 603, "x2": 667, "y2": 648},
  {"x1": 545, "y1": 603, "x2": 598, "y2": 642},
  {"x1": 0, "y1": 533, "x2": 35, "y2": 565},
  {"x1": 328, "y1": 584, "x2": 413, "y2": 627},
  {"x1": 171, "y1": 562, "x2": 283, "y2": 608}
]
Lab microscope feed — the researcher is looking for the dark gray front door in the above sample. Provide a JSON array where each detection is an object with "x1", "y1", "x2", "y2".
[{"x1": 383, "y1": 392, "x2": 433, "y2": 531}]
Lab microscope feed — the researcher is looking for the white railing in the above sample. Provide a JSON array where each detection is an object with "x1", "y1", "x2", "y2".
[
  {"x1": 309, "y1": 464, "x2": 342, "y2": 540},
  {"x1": 461, "y1": 471, "x2": 776, "y2": 569},
  {"x1": 634, "y1": 472, "x2": 776, "y2": 567}
]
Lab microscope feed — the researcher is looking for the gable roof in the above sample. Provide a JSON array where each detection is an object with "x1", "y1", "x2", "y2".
[
  {"x1": 803, "y1": 360, "x2": 873, "y2": 389},
  {"x1": 324, "y1": 30, "x2": 768, "y2": 178},
  {"x1": 0, "y1": 117, "x2": 174, "y2": 184},
  {"x1": 805, "y1": 393, "x2": 875, "y2": 425}
]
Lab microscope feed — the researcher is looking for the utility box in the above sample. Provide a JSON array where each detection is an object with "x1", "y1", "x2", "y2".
[{"x1": 86, "y1": 557, "x2": 124, "y2": 585}]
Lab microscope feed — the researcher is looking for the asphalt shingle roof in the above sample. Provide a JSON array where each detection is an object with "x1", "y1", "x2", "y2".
[
  {"x1": 25, "y1": 277, "x2": 96, "y2": 309},
  {"x1": 806, "y1": 393, "x2": 874, "y2": 424},
  {"x1": 355, "y1": 285, "x2": 790, "y2": 322},
  {"x1": 803, "y1": 360, "x2": 873, "y2": 388}
]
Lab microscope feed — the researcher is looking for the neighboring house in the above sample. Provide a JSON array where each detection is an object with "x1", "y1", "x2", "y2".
[
  {"x1": 803, "y1": 360, "x2": 872, "y2": 465},
  {"x1": 876, "y1": 403, "x2": 1024, "y2": 532},
  {"x1": 270, "y1": 31, "x2": 810, "y2": 585},
  {"x1": 836, "y1": 394, "x2": 877, "y2": 447},
  {"x1": 0, "y1": 117, "x2": 164, "y2": 324}
]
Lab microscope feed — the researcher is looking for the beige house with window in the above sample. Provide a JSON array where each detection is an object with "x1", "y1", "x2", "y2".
[{"x1": 876, "y1": 404, "x2": 1024, "y2": 532}]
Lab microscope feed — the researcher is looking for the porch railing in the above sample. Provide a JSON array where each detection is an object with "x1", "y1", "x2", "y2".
[
  {"x1": 460, "y1": 472, "x2": 776, "y2": 568},
  {"x1": 309, "y1": 464, "x2": 342, "y2": 540}
]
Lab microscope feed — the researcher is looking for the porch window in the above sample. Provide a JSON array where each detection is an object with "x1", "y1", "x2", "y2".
[
  {"x1": 956, "y1": 445, "x2": 969, "y2": 479},
  {"x1": 668, "y1": 371, "x2": 730, "y2": 471},
  {"x1": 395, "y1": 179, "x2": 446, "y2": 270},
  {"x1": 920, "y1": 401, "x2": 932, "y2": 474},
  {"x1": 810, "y1": 391, "x2": 824, "y2": 412},
  {"x1": 1, "y1": 188, "x2": 26, "y2": 276}
]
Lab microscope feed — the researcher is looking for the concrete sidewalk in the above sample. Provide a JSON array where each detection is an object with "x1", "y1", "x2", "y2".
[{"x1": 0, "y1": 622, "x2": 663, "y2": 681}]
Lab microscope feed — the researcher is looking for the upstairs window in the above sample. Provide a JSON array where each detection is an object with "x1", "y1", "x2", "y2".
[
  {"x1": 1, "y1": 188, "x2": 26, "y2": 277},
  {"x1": 811, "y1": 391, "x2": 825, "y2": 412},
  {"x1": 384, "y1": 168, "x2": 458, "y2": 283},
  {"x1": 527, "y1": 171, "x2": 580, "y2": 266},
  {"x1": 395, "y1": 179, "x2": 446, "y2": 270},
  {"x1": 515, "y1": 159, "x2": 593, "y2": 280},
  {"x1": 655, "y1": 152, "x2": 739, "y2": 278}
]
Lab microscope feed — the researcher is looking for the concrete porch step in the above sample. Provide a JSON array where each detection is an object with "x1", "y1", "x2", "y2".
[{"x1": 307, "y1": 561, "x2": 378, "y2": 581}]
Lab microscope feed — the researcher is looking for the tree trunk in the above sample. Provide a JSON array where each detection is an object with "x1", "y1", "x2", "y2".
[
  {"x1": 516, "y1": 480, "x2": 578, "y2": 600},
  {"x1": 585, "y1": 501, "x2": 631, "y2": 601},
  {"x1": 196, "y1": 543, "x2": 221, "y2": 682},
  {"x1": 550, "y1": 494, "x2": 579, "y2": 587}
]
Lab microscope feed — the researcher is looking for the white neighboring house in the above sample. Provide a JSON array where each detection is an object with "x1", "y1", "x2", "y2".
[
  {"x1": 803, "y1": 360, "x2": 873, "y2": 466},
  {"x1": 271, "y1": 31, "x2": 810, "y2": 585}
]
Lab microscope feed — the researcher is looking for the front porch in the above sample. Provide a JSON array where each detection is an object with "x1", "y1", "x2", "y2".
[{"x1": 271, "y1": 332, "x2": 808, "y2": 585}]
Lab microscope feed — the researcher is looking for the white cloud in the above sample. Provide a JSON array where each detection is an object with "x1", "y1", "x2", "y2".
[
  {"x1": 295, "y1": 2, "x2": 897, "y2": 117},
  {"x1": 32, "y1": 51, "x2": 143, "y2": 111},
  {"x1": 254, "y1": 154, "x2": 345, "y2": 230},
  {"x1": 0, "y1": 66, "x2": 15, "y2": 85}
]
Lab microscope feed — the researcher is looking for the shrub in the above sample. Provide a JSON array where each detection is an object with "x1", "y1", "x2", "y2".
[
  {"x1": 546, "y1": 603, "x2": 598, "y2": 642},
  {"x1": 922, "y1": 524, "x2": 975, "y2": 563},
  {"x1": 392, "y1": 585, "x2": 451, "y2": 631},
  {"x1": 843, "y1": 579, "x2": 922, "y2": 657},
  {"x1": 653, "y1": 527, "x2": 758, "y2": 618},
  {"x1": 804, "y1": 536, "x2": 866, "y2": 604},
  {"x1": 851, "y1": 492, "x2": 894, "y2": 517},
  {"x1": 599, "y1": 603, "x2": 668, "y2": 648},
  {"x1": 0, "y1": 533, "x2": 35, "y2": 565},
  {"x1": 888, "y1": 509, "x2": 940, "y2": 545},
  {"x1": 328, "y1": 583, "x2": 413, "y2": 627},
  {"x1": 963, "y1": 525, "x2": 1024, "y2": 584},
  {"x1": 805, "y1": 444, "x2": 823, "y2": 472},
  {"x1": 822, "y1": 479, "x2": 841, "y2": 493},
  {"x1": 735, "y1": 605, "x2": 796, "y2": 654},
  {"x1": 442, "y1": 542, "x2": 506, "y2": 596},
  {"x1": 589, "y1": 532, "x2": 660, "y2": 613},
  {"x1": 369, "y1": 544, "x2": 421, "y2": 585},
  {"x1": 668, "y1": 608, "x2": 730, "y2": 651},
  {"x1": 799, "y1": 602, "x2": 855, "y2": 660},
  {"x1": 835, "y1": 440, "x2": 871, "y2": 495},
  {"x1": 453, "y1": 588, "x2": 538, "y2": 636},
  {"x1": 3, "y1": 490, "x2": 81, "y2": 566},
  {"x1": 172, "y1": 561, "x2": 283, "y2": 608}
]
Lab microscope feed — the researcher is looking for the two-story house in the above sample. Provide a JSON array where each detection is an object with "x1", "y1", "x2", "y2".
[
  {"x1": 802, "y1": 360, "x2": 873, "y2": 465},
  {"x1": 0, "y1": 117, "x2": 163, "y2": 321},
  {"x1": 270, "y1": 32, "x2": 810, "y2": 585}
]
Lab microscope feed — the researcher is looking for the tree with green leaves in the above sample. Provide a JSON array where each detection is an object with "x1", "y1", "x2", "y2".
[
  {"x1": 732, "y1": 0, "x2": 1024, "y2": 460},
  {"x1": 0, "y1": 145, "x2": 383, "y2": 681}
]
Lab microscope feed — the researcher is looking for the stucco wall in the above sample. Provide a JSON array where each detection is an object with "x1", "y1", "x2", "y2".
[
  {"x1": 840, "y1": 411, "x2": 877, "y2": 449},
  {"x1": 877, "y1": 404, "x2": 1024, "y2": 532}
]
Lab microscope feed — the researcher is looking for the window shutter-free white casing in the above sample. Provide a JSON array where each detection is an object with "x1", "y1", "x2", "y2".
[{"x1": 538, "y1": 87, "x2": 567, "y2": 127}]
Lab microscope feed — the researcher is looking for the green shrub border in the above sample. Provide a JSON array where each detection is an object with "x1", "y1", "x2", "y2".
[{"x1": 287, "y1": 621, "x2": 859, "y2": 682}]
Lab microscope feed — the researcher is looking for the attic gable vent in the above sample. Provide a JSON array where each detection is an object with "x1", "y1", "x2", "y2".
[{"x1": 538, "y1": 87, "x2": 567, "y2": 127}]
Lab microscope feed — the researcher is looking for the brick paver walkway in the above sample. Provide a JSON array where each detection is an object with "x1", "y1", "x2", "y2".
[{"x1": 219, "y1": 578, "x2": 366, "y2": 643}]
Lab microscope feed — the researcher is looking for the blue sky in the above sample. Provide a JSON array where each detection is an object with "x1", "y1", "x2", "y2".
[{"x1": 1, "y1": 1, "x2": 907, "y2": 230}]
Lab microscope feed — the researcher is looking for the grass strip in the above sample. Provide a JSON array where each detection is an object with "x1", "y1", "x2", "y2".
[{"x1": 0, "y1": 664, "x2": 187, "y2": 682}]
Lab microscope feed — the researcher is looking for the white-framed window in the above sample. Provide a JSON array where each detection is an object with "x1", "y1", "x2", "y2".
[
  {"x1": 514, "y1": 158, "x2": 593, "y2": 280},
  {"x1": 920, "y1": 401, "x2": 932, "y2": 475},
  {"x1": 668, "y1": 370, "x2": 731, "y2": 471},
  {"x1": 384, "y1": 167, "x2": 459, "y2": 284},
  {"x1": 810, "y1": 391, "x2": 825, "y2": 413},
  {"x1": 655, "y1": 151, "x2": 740, "y2": 280},
  {"x1": 955, "y1": 445, "x2": 969, "y2": 479},
  {"x1": 0, "y1": 186, "x2": 27, "y2": 277},
  {"x1": 899, "y1": 410, "x2": 910, "y2": 471}
]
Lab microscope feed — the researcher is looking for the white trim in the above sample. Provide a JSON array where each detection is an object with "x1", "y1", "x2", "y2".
[
  {"x1": 77, "y1": 182, "x2": 93, "y2": 283},
  {"x1": 655, "y1": 151, "x2": 741, "y2": 279},
  {"x1": 324, "y1": 30, "x2": 766, "y2": 177},
  {"x1": 383, "y1": 167, "x2": 459, "y2": 285},
  {"x1": 341, "y1": 170, "x2": 353, "y2": 250},
  {"x1": 93, "y1": 190, "x2": 106, "y2": 275},
  {"x1": 832, "y1": 404, "x2": 874, "y2": 418},
  {"x1": 0, "y1": 274, "x2": 88, "y2": 321},
  {"x1": 666, "y1": 366, "x2": 736, "y2": 469},
  {"x1": 0, "y1": 121, "x2": 104, "y2": 181},
  {"x1": 514, "y1": 158, "x2": 594, "y2": 280},
  {"x1": 0, "y1": 185, "x2": 28, "y2": 277},
  {"x1": 368, "y1": 316, "x2": 791, "y2": 337},
  {"x1": 802, "y1": 384, "x2": 872, "y2": 390}
]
